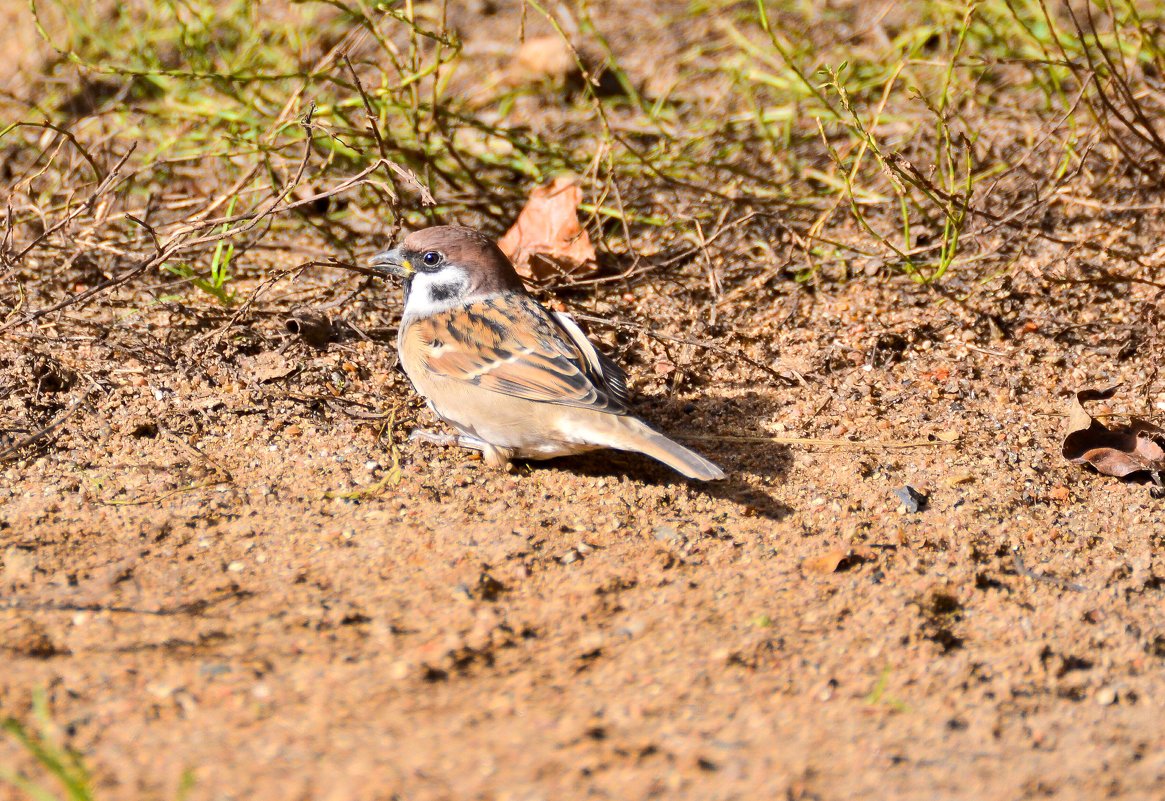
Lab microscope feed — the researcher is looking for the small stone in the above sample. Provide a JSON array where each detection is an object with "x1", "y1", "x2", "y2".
[
  {"x1": 2, "y1": 546, "x2": 35, "y2": 584},
  {"x1": 617, "y1": 619, "x2": 646, "y2": 638},
  {"x1": 1095, "y1": 687, "x2": 1118, "y2": 706},
  {"x1": 146, "y1": 682, "x2": 176, "y2": 699},
  {"x1": 226, "y1": 561, "x2": 244, "y2": 573},
  {"x1": 577, "y1": 632, "x2": 604, "y2": 656},
  {"x1": 893, "y1": 486, "x2": 928, "y2": 513},
  {"x1": 710, "y1": 647, "x2": 734, "y2": 663}
]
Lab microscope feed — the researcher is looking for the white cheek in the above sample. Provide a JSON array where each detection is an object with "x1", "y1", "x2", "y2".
[{"x1": 404, "y1": 267, "x2": 468, "y2": 317}]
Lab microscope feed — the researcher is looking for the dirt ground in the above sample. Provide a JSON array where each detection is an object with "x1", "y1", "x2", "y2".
[{"x1": 3, "y1": 2, "x2": 1165, "y2": 800}]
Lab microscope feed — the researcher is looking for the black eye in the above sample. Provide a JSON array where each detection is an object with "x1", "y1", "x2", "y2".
[{"x1": 421, "y1": 251, "x2": 442, "y2": 267}]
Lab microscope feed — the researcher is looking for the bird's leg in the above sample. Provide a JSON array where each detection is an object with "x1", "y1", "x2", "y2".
[
  {"x1": 407, "y1": 428, "x2": 515, "y2": 470},
  {"x1": 408, "y1": 428, "x2": 488, "y2": 452}
]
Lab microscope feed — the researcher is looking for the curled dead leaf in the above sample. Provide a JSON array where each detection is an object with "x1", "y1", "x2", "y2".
[
  {"x1": 498, "y1": 175, "x2": 597, "y2": 282},
  {"x1": 285, "y1": 308, "x2": 335, "y2": 349},
  {"x1": 1061, "y1": 386, "x2": 1165, "y2": 479}
]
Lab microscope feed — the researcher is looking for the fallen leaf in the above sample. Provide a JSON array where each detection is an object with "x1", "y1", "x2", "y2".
[
  {"x1": 802, "y1": 548, "x2": 847, "y2": 575},
  {"x1": 498, "y1": 176, "x2": 597, "y2": 281},
  {"x1": 504, "y1": 36, "x2": 624, "y2": 98},
  {"x1": 509, "y1": 36, "x2": 576, "y2": 84},
  {"x1": 1061, "y1": 386, "x2": 1165, "y2": 478}
]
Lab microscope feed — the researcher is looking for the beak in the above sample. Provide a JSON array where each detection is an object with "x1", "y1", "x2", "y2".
[{"x1": 368, "y1": 246, "x2": 414, "y2": 279}]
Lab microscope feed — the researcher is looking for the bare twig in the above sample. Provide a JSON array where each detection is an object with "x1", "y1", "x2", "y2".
[
  {"x1": 0, "y1": 398, "x2": 86, "y2": 462},
  {"x1": 572, "y1": 312, "x2": 806, "y2": 387},
  {"x1": 0, "y1": 589, "x2": 251, "y2": 616},
  {"x1": 1013, "y1": 551, "x2": 1087, "y2": 593}
]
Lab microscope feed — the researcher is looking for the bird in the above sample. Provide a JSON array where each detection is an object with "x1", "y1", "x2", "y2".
[{"x1": 368, "y1": 225, "x2": 725, "y2": 481}]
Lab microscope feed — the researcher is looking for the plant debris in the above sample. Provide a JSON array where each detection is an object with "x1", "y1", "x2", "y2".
[
  {"x1": 497, "y1": 175, "x2": 597, "y2": 281},
  {"x1": 1061, "y1": 387, "x2": 1165, "y2": 480}
]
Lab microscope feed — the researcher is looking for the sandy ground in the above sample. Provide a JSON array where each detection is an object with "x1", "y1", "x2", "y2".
[
  {"x1": 2, "y1": 1, "x2": 1165, "y2": 800},
  {"x1": 2, "y1": 269, "x2": 1164, "y2": 800}
]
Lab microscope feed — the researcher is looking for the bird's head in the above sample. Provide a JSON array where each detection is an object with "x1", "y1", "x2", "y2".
[{"x1": 369, "y1": 226, "x2": 525, "y2": 316}]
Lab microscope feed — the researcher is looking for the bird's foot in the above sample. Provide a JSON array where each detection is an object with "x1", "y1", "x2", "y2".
[{"x1": 407, "y1": 428, "x2": 514, "y2": 470}]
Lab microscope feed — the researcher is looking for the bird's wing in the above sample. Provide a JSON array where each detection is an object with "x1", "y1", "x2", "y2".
[
  {"x1": 549, "y1": 311, "x2": 630, "y2": 409},
  {"x1": 404, "y1": 294, "x2": 629, "y2": 414}
]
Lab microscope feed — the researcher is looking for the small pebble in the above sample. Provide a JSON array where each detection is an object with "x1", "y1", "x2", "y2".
[{"x1": 893, "y1": 486, "x2": 928, "y2": 513}]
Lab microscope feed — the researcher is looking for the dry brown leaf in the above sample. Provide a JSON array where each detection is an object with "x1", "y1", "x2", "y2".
[
  {"x1": 1061, "y1": 386, "x2": 1165, "y2": 478},
  {"x1": 802, "y1": 548, "x2": 847, "y2": 575},
  {"x1": 509, "y1": 36, "x2": 576, "y2": 84},
  {"x1": 498, "y1": 176, "x2": 597, "y2": 281},
  {"x1": 503, "y1": 36, "x2": 624, "y2": 97}
]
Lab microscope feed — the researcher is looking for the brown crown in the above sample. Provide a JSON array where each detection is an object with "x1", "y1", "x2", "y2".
[{"x1": 400, "y1": 226, "x2": 526, "y2": 296}]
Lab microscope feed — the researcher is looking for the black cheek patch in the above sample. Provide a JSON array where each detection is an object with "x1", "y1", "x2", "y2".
[{"x1": 429, "y1": 282, "x2": 462, "y2": 303}]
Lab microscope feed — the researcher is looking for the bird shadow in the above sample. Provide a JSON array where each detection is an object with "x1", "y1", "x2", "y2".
[
  {"x1": 525, "y1": 451, "x2": 793, "y2": 523},
  {"x1": 522, "y1": 389, "x2": 795, "y2": 522}
]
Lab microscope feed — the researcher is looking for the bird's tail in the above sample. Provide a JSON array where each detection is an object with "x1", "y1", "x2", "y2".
[{"x1": 585, "y1": 415, "x2": 726, "y2": 481}]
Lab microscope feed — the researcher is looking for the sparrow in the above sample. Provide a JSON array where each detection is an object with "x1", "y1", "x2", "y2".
[{"x1": 369, "y1": 225, "x2": 725, "y2": 481}]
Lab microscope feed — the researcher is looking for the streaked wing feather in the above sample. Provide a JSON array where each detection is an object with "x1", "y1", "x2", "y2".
[
  {"x1": 552, "y1": 311, "x2": 630, "y2": 408},
  {"x1": 408, "y1": 295, "x2": 627, "y2": 413}
]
